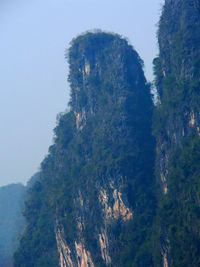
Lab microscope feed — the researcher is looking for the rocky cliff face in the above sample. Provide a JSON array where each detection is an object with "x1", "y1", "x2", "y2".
[
  {"x1": 10, "y1": 2, "x2": 200, "y2": 266},
  {"x1": 154, "y1": 0, "x2": 200, "y2": 266},
  {"x1": 14, "y1": 31, "x2": 155, "y2": 267},
  {"x1": 154, "y1": 0, "x2": 200, "y2": 194}
]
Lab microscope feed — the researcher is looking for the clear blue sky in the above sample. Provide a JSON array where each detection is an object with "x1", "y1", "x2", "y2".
[{"x1": 0, "y1": 0, "x2": 163, "y2": 186}]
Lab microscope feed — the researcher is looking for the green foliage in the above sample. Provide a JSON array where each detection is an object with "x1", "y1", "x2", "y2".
[
  {"x1": 157, "y1": 137, "x2": 200, "y2": 266},
  {"x1": 14, "y1": 32, "x2": 155, "y2": 266},
  {"x1": 14, "y1": 180, "x2": 59, "y2": 267},
  {"x1": 153, "y1": 1, "x2": 200, "y2": 266}
]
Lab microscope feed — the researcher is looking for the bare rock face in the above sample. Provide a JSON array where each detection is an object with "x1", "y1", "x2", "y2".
[
  {"x1": 14, "y1": 31, "x2": 155, "y2": 267},
  {"x1": 56, "y1": 223, "x2": 74, "y2": 267}
]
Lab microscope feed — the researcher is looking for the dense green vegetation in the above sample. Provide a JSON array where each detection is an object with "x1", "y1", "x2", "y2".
[
  {"x1": 158, "y1": 136, "x2": 200, "y2": 266},
  {"x1": 153, "y1": 0, "x2": 200, "y2": 266},
  {"x1": 14, "y1": 31, "x2": 156, "y2": 266},
  {"x1": 12, "y1": 1, "x2": 200, "y2": 266}
]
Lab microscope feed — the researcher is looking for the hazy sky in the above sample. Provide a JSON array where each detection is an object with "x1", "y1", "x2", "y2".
[{"x1": 0, "y1": 0, "x2": 163, "y2": 186}]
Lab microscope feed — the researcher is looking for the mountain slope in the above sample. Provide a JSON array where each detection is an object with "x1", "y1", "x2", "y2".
[
  {"x1": 0, "y1": 183, "x2": 25, "y2": 267},
  {"x1": 14, "y1": 31, "x2": 156, "y2": 267},
  {"x1": 153, "y1": 0, "x2": 200, "y2": 266}
]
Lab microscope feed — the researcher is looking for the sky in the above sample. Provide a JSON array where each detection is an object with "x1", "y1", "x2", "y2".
[{"x1": 0, "y1": 0, "x2": 163, "y2": 186}]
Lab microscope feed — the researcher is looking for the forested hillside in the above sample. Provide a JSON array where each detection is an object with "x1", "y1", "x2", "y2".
[
  {"x1": 153, "y1": 0, "x2": 200, "y2": 266},
  {"x1": 4, "y1": 0, "x2": 200, "y2": 266},
  {"x1": 14, "y1": 32, "x2": 156, "y2": 267}
]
